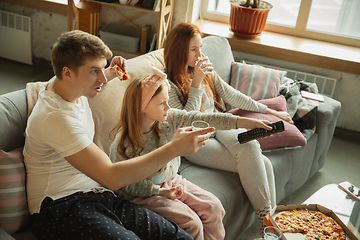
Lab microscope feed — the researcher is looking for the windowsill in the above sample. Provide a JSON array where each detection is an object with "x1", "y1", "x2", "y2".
[
  {"x1": 2, "y1": 0, "x2": 359, "y2": 75},
  {"x1": 0, "y1": 0, "x2": 67, "y2": 15},
  {"x1": 194, "y1": 19, "x2": 360, "y2": 76}
]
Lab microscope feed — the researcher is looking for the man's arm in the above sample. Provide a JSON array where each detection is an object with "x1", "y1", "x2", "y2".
[{"x1": 65, "y1": 126, "x2": 214, "y2": 191}]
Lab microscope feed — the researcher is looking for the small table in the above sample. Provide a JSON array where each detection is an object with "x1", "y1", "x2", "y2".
[{"x1": 303, "y1": 183, "x2": 360, "y2": 239}]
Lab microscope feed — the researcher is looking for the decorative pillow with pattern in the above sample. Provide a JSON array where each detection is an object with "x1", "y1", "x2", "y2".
[
  {"x1": 230, "y1": 62, "x2": 287, "y2": 100},
  {"x1": 227, "y1": 95, "x2": 307, "y2": 151},
  {"x1": 0, "y1": 148, "x2": 30, "y2": 234}
]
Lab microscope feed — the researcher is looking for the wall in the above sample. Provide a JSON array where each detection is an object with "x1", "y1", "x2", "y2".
[
  {"x1": 0, "y1": 3, "x2": 67, "y2": 60},
  {"x1": 0, "y1": 1, "x2": 359, "y2": 132},
  {"x1": 0, "y1": 1, "x2": 191, "y2": 60}
]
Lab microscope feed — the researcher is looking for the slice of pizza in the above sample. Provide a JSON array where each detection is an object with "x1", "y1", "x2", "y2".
[
  {"x1": 274, "y1": 210, "x2": 304, "y2": 233},
  {"x1": 113, "y1": 64, "x2": 129, "y2": 81}
]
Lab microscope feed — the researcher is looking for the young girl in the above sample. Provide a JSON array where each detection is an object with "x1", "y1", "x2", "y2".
[
  {"x1": 163, "y1": 23, "x2": 294, "y2": 236},
  {"x1": 109, "y1": 67, "x2": 273, "y2": 240}
]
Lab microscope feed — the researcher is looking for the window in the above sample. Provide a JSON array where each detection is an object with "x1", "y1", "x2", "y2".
[
  {"x1": 48, "y1": 0, "x2": 68, "y2": 4},
  {"x1": 201, "y1": 0, "x2": 360, "y2": 47},
  {"x1": 46, "y1": 0, "x2": 80, "y2": 5}
]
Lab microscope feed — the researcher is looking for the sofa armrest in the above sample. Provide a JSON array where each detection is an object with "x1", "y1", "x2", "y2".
[
  {"x1": 311, "y1": 95, "x2": 341, "y2": 173},
  {"x1": 315, "y1": 95, "x2": 341, "y2": 141},
  {"x1": 0, "y1": 89, "x2": 27, "y2": 152},
  {"x1": 0, "y1": 228, "x2": 15, "y2": 240},
  {"x1": 316, "y1": 96, "x2": 341, "y2": 130}
]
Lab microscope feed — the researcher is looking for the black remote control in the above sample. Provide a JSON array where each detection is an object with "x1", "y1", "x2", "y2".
[{"x1": 237, "y1": 121, "x2": 285, "y2": 144}]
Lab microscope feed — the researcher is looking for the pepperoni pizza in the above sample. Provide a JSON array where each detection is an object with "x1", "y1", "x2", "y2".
[{"x1": 274, "y1": 209, "x2": 346, "y2": 240}]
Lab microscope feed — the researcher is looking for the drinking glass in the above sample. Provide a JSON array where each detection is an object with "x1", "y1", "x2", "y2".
[
  {"x1": 198, "y1": 56, "x2": 213, "y2": 73},
  {"x1": 191, "y1": 120, "x2": 210, "y2": 130},
  {"x1": 264, "y1": 226, "x2": 283, "y2": 240}
]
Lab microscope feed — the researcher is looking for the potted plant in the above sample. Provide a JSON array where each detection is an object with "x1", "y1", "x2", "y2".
[{"x1": 229, "y1": 0, "x2": 273, "y2": 37}]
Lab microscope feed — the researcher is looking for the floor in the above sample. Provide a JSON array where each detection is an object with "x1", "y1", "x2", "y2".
[
  {"x1": 1, "y1": 57, "x2": 360, "y2": 240},
  {"x1": 0, "y1": 57, "x2": 53, "y2": 95}
]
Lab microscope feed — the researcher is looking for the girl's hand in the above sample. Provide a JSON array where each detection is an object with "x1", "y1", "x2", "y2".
[
  {"x1": 236, "y1": 117, "x2": 273, "y2": 131},
  {"x1": 191, "y1": 56, "x2": 213, "y2": 88},
  {"x1": 169, "y1": 126, "x2": 214, "y2": 156},
  {"x1": 159, "y1": 184, "x2": 183, "y2": 200}
]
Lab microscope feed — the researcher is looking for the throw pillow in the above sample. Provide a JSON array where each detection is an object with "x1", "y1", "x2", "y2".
[
  {"x1": 227, "y1": 95, "x2": 307, "y2": 151},
  {"x1": 0, "y1": 148, "x2": 30, "y2": 234},
  {"x1": 230, "y1": 62, "x2": 287, "y2": 100}
]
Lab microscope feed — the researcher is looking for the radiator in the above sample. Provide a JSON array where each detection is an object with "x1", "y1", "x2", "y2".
[
  {"x1": 244, "y1": 61, "x2": 337, "y2": 98},
  {"x1": 0, "y1": 10, "x2": 32, "y2": 65}
]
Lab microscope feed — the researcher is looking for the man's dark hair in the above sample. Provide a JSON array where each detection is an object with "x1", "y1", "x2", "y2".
[{"x1": 51, "y1": 30, "x2": 112, "y2": 79}]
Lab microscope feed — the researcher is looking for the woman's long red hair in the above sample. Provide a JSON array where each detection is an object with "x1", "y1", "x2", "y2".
[{"x1": 163, "y1": 23, "x2": 223, "y2": 112}]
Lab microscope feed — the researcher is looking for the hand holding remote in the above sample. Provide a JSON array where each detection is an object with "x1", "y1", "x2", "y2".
[{"x1": 238, "y1": 121, "x2": 285, "y2": 144}]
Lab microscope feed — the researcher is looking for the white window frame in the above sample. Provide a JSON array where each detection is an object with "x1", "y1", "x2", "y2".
[{"x1": 200, "y1": 0, "x2": 360, "y2": 48}]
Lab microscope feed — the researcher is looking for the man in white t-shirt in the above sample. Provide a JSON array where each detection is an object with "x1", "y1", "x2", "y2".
[{"x1": 23, "y1": 30, "x2": 214, "y2": 240}]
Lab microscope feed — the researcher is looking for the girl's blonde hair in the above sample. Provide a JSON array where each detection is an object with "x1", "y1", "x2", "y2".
[{"x1": 110, "y1": 74, "x2": 164, "y2": 159}]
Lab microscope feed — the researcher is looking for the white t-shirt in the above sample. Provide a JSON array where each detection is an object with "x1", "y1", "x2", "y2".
[{"x1": 23, "y1": 85, "x2": 100, "y2": 214}]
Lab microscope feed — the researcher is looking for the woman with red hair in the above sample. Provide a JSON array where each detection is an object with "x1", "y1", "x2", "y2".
[{"x1": 163, "y1": 23, "x2": 293, "y2": 236}]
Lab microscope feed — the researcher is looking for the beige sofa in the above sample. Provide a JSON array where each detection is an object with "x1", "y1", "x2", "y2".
[{"x1": 0, "y1": 36, "x2": 341, "y2": 239}]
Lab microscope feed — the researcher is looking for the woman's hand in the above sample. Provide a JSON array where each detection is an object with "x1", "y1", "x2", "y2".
[
  {"x1": 266, "y1": 108, "x2": 294, "y2": 124},
  {"x1": 191, "y1": 56, "x2": 213, "y2": 88},
  {"x1": 274, "y1": 111, "x2": 293, "y2": 124},
  {"x1": 105, "y1": 56, "x2": 127, "y2": 81},
  {"x1": 236, "y1": 117, "x2": 273, "y2": 130},
  {"x1": 159, "y1": 184, "x2": 183, "y2": 200}
]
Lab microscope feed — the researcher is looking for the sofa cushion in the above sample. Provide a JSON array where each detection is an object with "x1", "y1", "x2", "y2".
[
  {"x1": 0, "y1": 148, "x2": 30, "y2": 234},
  {"x1": 230, "y1": 62, "x2": 286, "y2": 100},
  {"x1": 201, "y1": 36, "x2": 234, "y2": 84},
  {"x1": 227, "y1": 95, "x2": 307, "y2": 151}
]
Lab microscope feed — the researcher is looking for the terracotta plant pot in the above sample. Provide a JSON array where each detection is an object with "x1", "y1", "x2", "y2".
[{"x1": 229, "y1": 1, "x2": 272, "y2": 35}]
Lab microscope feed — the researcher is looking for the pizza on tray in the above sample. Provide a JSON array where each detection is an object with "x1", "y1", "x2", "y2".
[
  {"x1": 113, "y1": 64, "x2": 129, "y2": 81},
  {"x1": 274, "y1": 208, "x2": 346, "y2": 240}
]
